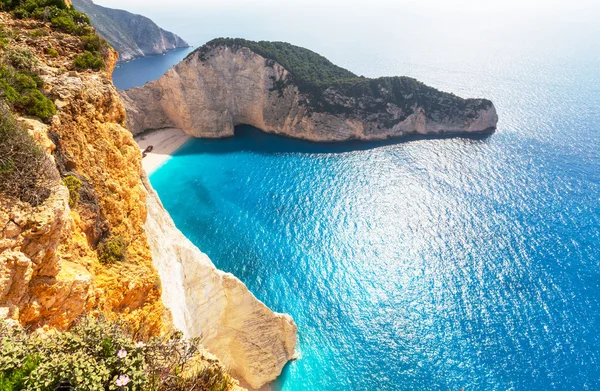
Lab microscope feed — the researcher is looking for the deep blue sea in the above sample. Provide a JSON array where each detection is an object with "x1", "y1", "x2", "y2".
[
  {"x1": 114, "y1": 4, "x2": 600, "y2": 389},
  {"x1": 112, "y1": 47, "x2": 193, "y2": 90}
]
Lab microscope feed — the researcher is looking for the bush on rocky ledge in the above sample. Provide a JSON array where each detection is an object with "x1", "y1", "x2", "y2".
[
  {"x1": 0, "y1": 316, "x2": 237, "y2": 391},
  {"x1": 0, "y1": 103, "x2": 54, "y2": 206},
  {"x1": 0, "y1": 47, "x2": 57, "y2": 121},
  {"x1": 73, "y1": 50, "x2": 104, "y2": 71},
  {"x1": 0, "y1": 0, "x2": 94, "y2": 36},
  {"x1": 97, "y1": 235, "x2": 128, "y2": 264}
]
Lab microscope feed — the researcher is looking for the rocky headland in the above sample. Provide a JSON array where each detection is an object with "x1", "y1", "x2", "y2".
[
  {"x1": 121, "y1": 38, "x2": 498, "y2": 141},
  {"x1": 71, "y1": 0, "x2": 189, "y2": 62}
]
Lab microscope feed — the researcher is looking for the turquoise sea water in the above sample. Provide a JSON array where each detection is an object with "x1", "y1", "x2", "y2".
[{"x1": 118, "y1": 5, "x2": 600, "y2": 389}]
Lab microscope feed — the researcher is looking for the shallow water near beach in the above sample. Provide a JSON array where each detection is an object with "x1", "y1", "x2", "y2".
[{"x1": 122, "y1": 5, "x2": 600, "y2": 390}]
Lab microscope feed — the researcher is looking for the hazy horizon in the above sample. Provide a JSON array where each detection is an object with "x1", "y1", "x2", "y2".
[{"x1": 94, "y1": 0, "x2": 600, "y2": 74}]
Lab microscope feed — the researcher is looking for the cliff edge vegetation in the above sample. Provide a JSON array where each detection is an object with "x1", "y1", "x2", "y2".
[
  {"x1": 198, "y1": 38, "x2": 493, "y2": 117},
  {"x1": 122, "y1": 38, "x2": 498, "y2": 141},
  {"x1": 0, "y1": 316, "x2": 241, "y2": 391}
]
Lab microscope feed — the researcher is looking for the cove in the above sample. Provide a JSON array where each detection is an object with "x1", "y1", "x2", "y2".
[{"x1": 150, "y1": 125, "x2": 600, "y2": 390}]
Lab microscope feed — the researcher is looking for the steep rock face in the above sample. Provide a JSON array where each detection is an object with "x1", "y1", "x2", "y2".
[
  {"x1": 0, "y1": 183, "x2": 95, "y2": 328},
  {"x1": 143, "y1": 176, "x2": 297, "y2": 389},
  {"x1": 0, "y1": 12, "x2": 165, "y2": 336},
  {"x1": 71, "y1": 0, "x2": 189, "y2": 62},
  {"x1": 121, "y1": 43, "x2": 498, "y2": 141}
]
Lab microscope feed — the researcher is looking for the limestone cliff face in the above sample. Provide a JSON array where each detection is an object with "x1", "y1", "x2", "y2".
[
  {"x1": 72, "y1": 0, "x2": 189, "y2": 62},
  {"x1": 143, "y1": 177, "x2": 297, "y2": 389},
  {"x1": 0, "y1": 12, "x2": 164, "y2": 336},
  {"x1": 0, "y1": 180, "x2": 92, "y2": 328},
  {"x1": 121, "y1": 43, "x2": 498, "y2": 141}
]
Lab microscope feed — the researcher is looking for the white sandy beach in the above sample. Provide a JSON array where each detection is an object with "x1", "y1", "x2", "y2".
[{"x1": 135, "y1": 128, "x2": 191, "y2": 174}]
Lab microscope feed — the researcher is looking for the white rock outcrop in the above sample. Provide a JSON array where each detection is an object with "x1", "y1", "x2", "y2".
[{"x1": 143, "y1": 176, "x2": 297, "y2": 390}]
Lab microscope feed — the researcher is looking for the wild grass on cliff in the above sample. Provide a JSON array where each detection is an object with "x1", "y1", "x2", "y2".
[
  {"x1": 0, "y1": 0, "x2": 109, "y2": 70},
  {"x1": 0, "y1": 316, "x2": 238, "y2": 391},
  {"x1": 0, "y1": 103, "x2": 55, "y2": 206}
]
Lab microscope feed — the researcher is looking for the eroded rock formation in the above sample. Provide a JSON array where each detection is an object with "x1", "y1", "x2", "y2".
[
  {"x1": 121, "y1": 41, "x2": 498, "y2": 141},
  {"x1": 143, "y1": 177, "x2": 297, "y2": 389},
  {"x1": 0, "y1": 13, "x2": 164, "y2": 335}
]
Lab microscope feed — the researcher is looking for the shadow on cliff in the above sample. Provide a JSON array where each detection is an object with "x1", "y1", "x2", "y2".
[{"x1": 172, "y1": 125, "x2": 494, "y2": 156}]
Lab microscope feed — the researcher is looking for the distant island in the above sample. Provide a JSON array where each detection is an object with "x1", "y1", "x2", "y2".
[
  {"x1": 71, "y1": 0, "x2": 189, "y2": 62},
  {"x1": 121, "y1": 38, "x2": 498, "y2": 141}
]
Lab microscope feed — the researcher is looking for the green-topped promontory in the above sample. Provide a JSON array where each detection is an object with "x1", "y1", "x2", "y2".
[{"x1": 121, "y1": 38, "x2": 498, "y2": 142}]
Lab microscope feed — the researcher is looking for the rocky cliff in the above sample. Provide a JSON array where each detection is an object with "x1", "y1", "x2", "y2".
[
  {"x1": 0, "y1": 11, "x2": 295, "y2": 390},
  {"x1": 0, "y1": 12, "x2": 164, "y2": 336},
  {"x1": 121, "y1": 39, "x2": 498, "y2": 141},
  {"x1": 143, "y1": 176, "x2": 297, "y2": 389},
  {"x1": 71, "y1": 0, "x2": 189, "y2": 62}
]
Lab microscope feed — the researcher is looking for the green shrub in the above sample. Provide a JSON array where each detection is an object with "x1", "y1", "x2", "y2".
[
  {"x1": 50, "y1": 14, "x2": 76, "y2": 33},
  {"x1": 0, "y1": 316, "x2": 238, "y2": 391},
  {"x1": 73, "y1": 50, "x2": 104, "y2": 71},
  {"x1": 0, "y1": 26, "x2": 12, "y2": 49},
  {"x1": 63, "y1": 174, "x2": 81, "y2": 207},
  {"x1": 29, "y1": 28, "x2": 47, "y2": 37},
  {"x1": 46, "y1": 46, "x2": 58, "y2": 57},
  {"x1": 81, "y1": 34, "x2": 103, "y2": 52},
  {"x1": 0, "y1": 61, "x2": 55, "y2": 121},
  {"x1": 14, "y1": 72, "x2": 37, "y2": 90},
  {"x1": 49, "y1": 7, "x2": 93, "y2": 35},
  {"x1": 18, "y1": 89, "x2": 56, "y2": 120},
  {"x1": 97, "y1": 235, "x2": 127, "y2": 264},
  {"x1": 10, "y1": 7, "x2": 29, "y2": 18},
  {"x1": 0, "y1": 355, "x2": 39, "y2": 391},
  {"x1": 0, "y1": 37, "x2": 56, "y2": 124},
  {"x1": 0, "y1": 25, "x2": 14, "y2": 39},
  {"x1": 0, "y1": 78, "x2": 19, "y2": 103},
  {"x1": 4, "y1": 46, "x2": 37, "y2": 71},
  {"x1": 0, "y1": 103, "x2": 54, "y2": 206}
]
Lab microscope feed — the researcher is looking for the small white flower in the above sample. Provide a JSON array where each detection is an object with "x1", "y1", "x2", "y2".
[
  {"x1": 135, "y1": 341, "x2": 146, "y2": 348},
  {"x1": 117, "y1": 349, "x2": 127, "y2": 359},
  {"x1": 115, "y1": 374, "x2": 130, "y2": 387}
]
